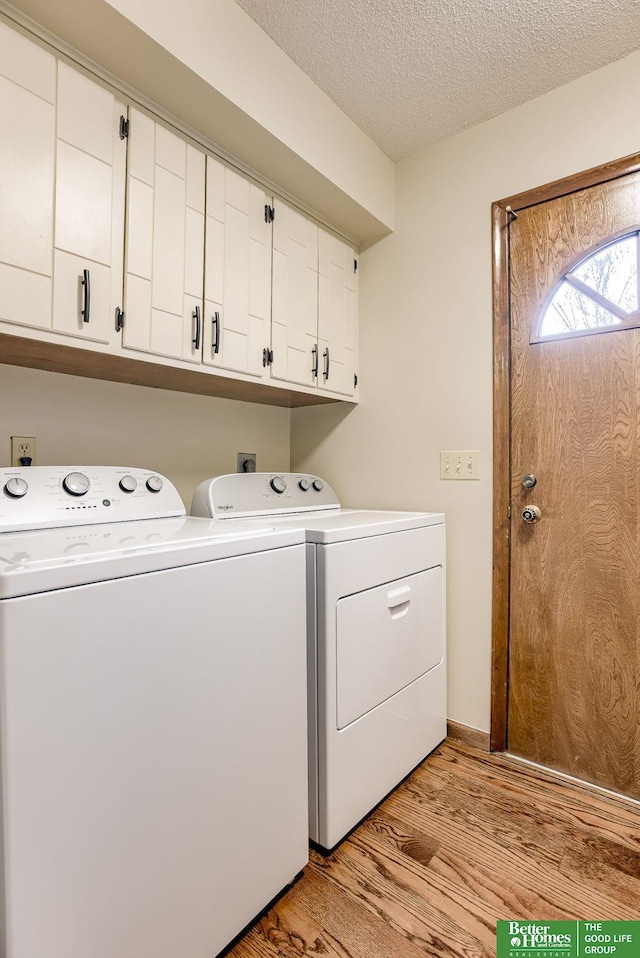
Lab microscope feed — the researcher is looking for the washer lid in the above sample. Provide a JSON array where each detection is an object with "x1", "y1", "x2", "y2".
[
  {"x1": 0, "y1": 516, "x2": 304, "y2": 598},
  {"x1": 262, "y1": 509, "x2": 445, "y2": 543}
]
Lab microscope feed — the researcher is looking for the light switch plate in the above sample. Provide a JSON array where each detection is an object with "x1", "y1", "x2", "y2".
[{"x1": 440, "y1": 450, "x2": 479, "y2": 480}]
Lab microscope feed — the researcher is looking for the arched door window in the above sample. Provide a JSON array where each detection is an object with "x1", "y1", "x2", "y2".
[{"x1": 534, "y1": 231, "x2": 640, "y2": 342}]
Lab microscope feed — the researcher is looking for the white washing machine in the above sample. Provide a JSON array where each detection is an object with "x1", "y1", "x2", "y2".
[
  {"x1": 191, "y1": 472, "x2": 446, "y2": 850},
  {"x1": 0, "y1": 466, "x2": 308, "y2": 958}
]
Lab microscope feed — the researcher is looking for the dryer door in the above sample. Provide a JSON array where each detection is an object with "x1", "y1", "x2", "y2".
[{"x1": 336, "y1": 566, "x2": 443, "y2": 729}]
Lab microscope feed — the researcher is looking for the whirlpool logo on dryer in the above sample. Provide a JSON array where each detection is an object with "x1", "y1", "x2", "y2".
[{"x1": 217, "y1": 504, "x2": 235, "y2": 511}]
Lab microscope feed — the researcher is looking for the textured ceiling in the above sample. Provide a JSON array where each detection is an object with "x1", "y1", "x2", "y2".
[{"x1": 234, "y1": 0, "x2": 640, "y2": 161}]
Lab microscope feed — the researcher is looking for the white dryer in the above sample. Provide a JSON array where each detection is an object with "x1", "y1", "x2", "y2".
[
  {"x1": 191, "y1": 473, "x2": 446, "y2": 850},
  {"x1": 0, "y1": 466, "x2": 308, "y2": 958}
]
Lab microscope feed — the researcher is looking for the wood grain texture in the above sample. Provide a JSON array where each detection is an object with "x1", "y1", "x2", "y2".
[
  {"x1": 497, "y1": 152, "x2": 640, "y2": 215},
  {"x1": 508, "y1": 171, "x2": 640, "y2": 795},
  {"x1": 492, "y1": 154, "x2": 640, "y2": 753},
  {"x1": 0, "y1": 333, "x2": 343, "y2": 408},
  {"x1": 227, "y1": 742, "x2": 640, "y2": 958},
  {"x1": 448, "y1": 721, "x2": 490, "y2": 751},
  {"x1": 491, "y1": 202, "x2": 511, "y2": 752}
]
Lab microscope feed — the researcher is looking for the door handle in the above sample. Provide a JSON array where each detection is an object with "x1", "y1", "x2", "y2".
[
  {"x1": 522, "y1": 505, "x2": 541, "y2": 523},
  {"x1": 387, "y1": 585, "x2": 411, "y2": 618},
  {"x1": 387, "y1": 585, "x2": 411, "y2": 607},
  {"x1": 323, "y1": 347, "x2": 330, "y2": 380},
  {"x1": 311, "y1": 344, "x2": 319, "y2": 378}
]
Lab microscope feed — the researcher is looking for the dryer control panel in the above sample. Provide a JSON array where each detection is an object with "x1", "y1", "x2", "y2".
[
  {"x1": 0, "y1": 466, "x2": 185, "y2": 532},
  {"x1": 191, "y1": 473, "x2": 340, "y2": 519}
]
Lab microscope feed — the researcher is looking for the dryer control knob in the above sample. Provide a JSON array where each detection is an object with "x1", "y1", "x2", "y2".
[
  {"x1": 63, "y1": 471, "x2": 90, "y2": 496},
  {"x1": 312, "y1": 478, "x2": 324, "y2": 492},
  {"x1": 119, "y1": 475, "x2": 137, "y2": 493},
  {"x1": 4, "y1": 477, "x2": 28, "y2": 498},
  {"x1": 270, "y1": 476, "x2": 287, "y2": 494},
  {"x1": 146, "y1": 475, "x2": 163, "y2": 493},
  {"x1": 298, "y1": 478, "x2": 310, "y2": 491}
]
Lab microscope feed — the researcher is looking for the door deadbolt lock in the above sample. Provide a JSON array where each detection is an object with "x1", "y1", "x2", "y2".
[
  {"x1": 522, "y1": 505, "x2": 541, "y2": 523},
  {"x1": 521, "y1": 474, "x2": 537, "y2": 489}
]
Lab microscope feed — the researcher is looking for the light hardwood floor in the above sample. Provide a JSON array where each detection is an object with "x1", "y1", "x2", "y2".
[{"x1": 229, "y1": 740, "x2": 640, "y2": 958}]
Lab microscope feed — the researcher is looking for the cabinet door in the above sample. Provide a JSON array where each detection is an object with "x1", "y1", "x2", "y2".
[
  {"x1": 318, "y1": 229, "x2": 359, "y2": 397},
  {"x1": 270, "y1": 198, "x2": 319, "y2": 388},
  {"x1": 0, "y1": 22, "x2": 55, "y2": 331},
  {"x1": 53, "y1": 62, "x2": 126, "y2": 345},
  {"x1": 203, "y1": 158, "x2": 270, "y2": 378},
  {"x1": 123, "y1": 110, "x2": 205, "y2": 363}
]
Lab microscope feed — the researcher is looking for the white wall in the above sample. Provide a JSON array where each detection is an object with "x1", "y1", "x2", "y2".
[
  {"x1": 291, "y1": 49, "x2": 640, "y2": 734},
  {"x1": 0, "y1": 365, "x2": 291, "y2": 508}
]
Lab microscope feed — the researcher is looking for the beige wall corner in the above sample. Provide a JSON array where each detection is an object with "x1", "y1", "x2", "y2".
[
  {"x1": 291, "y1": 48, "x2": 640, "y2": 735},
  {"x1": 2, "y1": 0, "x2": 393, "y2": 245}
]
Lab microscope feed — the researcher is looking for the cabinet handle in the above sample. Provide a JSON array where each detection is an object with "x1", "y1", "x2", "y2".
[
  {"x1": 192, "y1": 305, "x2": 201, "y2": 350},
  {"x1": 311, "y1": 344, "x2": 319, "y2": 378},
  {"x1": 212, "y1": 311, "x2": 220, "y2": 354},
  {"x1": 323, "y1": 347, "x2": 330, "y2": 381},
  {"x1": 81, "y1": 269, "x2": 90, "y2": 324}
]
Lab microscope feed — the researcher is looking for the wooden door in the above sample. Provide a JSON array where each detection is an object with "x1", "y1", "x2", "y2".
[
  {"x1": 123, "y1": 108, "x2": 205, "y2": 363},
  {"x1": 318, "y1": 228, "x2": 359, "y2": 398},
  {"x1": 508, "y1": 171, "x2": 640, "y2": 797},
  {"x1": 203, "y1": 157, "x2": 270, "y2": 378}
]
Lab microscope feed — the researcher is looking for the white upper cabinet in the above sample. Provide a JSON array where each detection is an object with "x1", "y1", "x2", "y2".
[
  {"x1": 318, "y1": 229, "x2": 359, "y2": 397},
  {"x1": 270, "y1": 198, "x2": 319, "y2": 389},
  {"x1": 270, "y1": 198, "x2": 358, "y2": 398},
  {"x1": 53, "y1": 63, "x2": 126, "y2": 345},
  {"x1": 0, "y1": 22, "x2": 55, "y2": 331},
  {"x1": 204, "y1": 157, "x2": 271, "y2": 378},
  {"x1": 0, "y1": 19, "x2": 359, "y2": 405},
  {"x1": 0, "y1": 23, "x2": 125, "y2": 345},
  {"x1": 123, "y1": 108, "x2": 205, "y2": 364}
]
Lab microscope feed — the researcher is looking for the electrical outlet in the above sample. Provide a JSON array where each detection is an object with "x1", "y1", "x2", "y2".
[
  {"x1": 440, "y1": 450, "x2": 479, "y2": 480},
  {"x1": 11, "y1": 436, "x2": 37, "y2": 467},
  {"x1": 237, "y1": 452, "x2": 257, "y2": 473}
]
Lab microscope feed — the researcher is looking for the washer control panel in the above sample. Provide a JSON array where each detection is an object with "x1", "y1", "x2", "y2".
[
  {"x1": 0, "y1": 467, "x2": 185, "y2": 532},
  {"x1": 191, "y1": 473, "x2": 340, "y2": 519}
]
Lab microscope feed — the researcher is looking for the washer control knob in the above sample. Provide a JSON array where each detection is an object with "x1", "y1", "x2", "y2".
[
  {"x1": 270, "y1": 476, "x2": 287, "y2": 494},
  {"x1": 312, "y1": 478, "x2": 324, "y2": 492},
  {"x1": 146, "y1": 475, "x2": 163, "y2": 493},
  {"x1": 119, "y1": 475, "x2": 137, "y2": 493},
  {"x1": 63, "y1": 471, "x2": 90, "y2": 496},
  {"x1": 298, "y1": 478, "x2": 310, "y2": 491},
  {"x1": 4, "y1": 477, "x2": 28, "y2": 498}
]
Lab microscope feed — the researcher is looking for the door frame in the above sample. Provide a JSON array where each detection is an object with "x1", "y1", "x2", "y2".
[{"x1": 490, "y1": 151, "x2": 640, "y2": 751}]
